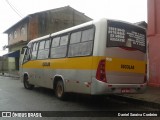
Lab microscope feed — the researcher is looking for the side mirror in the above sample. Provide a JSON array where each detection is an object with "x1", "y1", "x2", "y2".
[{"x1": 21, "y1": 46, "x2": 28, "y2": 54}]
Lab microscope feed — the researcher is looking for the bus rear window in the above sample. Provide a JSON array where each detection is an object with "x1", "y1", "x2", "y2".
[{"x1": 106, "y1": 20, "x2": 146, "y2": 53}]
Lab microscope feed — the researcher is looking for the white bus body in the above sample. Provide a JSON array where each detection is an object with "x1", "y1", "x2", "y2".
[{"x1": 20, "y1": 18, "x2": 147, "y2": 99}]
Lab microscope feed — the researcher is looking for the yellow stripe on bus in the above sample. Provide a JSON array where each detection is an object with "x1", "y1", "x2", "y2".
[
  {"x1": 22, "y1": 56, "x2": 146, "y2": 74},
  {"x1": 105, "y1": 57, "x2": 145, "y2": 74}
]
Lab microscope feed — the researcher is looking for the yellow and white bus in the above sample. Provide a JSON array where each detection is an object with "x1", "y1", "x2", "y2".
[{"x1": 20, "y1": 18, "x2": 147, "y2": 100}]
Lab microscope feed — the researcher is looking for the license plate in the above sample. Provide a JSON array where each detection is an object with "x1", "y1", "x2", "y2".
[{"x1": 121, "y1": 88, "x2": 130, "y2": 93}]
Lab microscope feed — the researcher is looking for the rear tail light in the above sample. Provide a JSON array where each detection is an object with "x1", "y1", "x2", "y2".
[{"x1": 96, "y1": 59, "x2": 107, "y2": 82}]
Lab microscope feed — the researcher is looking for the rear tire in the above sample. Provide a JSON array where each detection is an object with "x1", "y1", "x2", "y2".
[
  {"x1": 23, "y1": 75, "x2": 34, "y2": 90},
  {"x1": 55, "y1": 80, "x2": 66, "y2": 100}
]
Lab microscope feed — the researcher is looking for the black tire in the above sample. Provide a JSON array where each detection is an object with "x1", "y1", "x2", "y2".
[
  {"x1": 23, "y1": 75, "x2": 34, "y2": 90},
  {"x1": 55, "y1": 80, "x2": 66, "y2": 100}
]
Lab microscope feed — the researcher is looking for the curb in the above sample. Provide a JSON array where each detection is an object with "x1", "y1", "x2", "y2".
[
  {"x1": 0, "y1": 74, "x2": 20, "y2": 79},
  {"x1": 109, "y1": 94, "x2": 160, "y2": 110}
]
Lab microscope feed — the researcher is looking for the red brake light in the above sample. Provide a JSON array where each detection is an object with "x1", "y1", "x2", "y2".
[{"x1": 96, "y1": 59, "x2": 107, "y2": 82}]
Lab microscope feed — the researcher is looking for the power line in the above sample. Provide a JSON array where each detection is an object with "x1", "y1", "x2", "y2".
[{"x1": 5, "y1": 0, "x2": 23, "y2": 18}]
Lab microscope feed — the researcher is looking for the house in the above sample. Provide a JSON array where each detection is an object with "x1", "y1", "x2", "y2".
[{"x1": 3, "y1": 6, "x2": 92, "y2": 75}]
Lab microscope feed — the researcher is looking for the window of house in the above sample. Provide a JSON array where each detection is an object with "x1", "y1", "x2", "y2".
[
  {"x1": 37, "y1": 40, "x2": 50, "y2": 59},
  {"x1": 21, "y1": 27, "x2": 25, "y2": 36},
  {"x1": 68, "y1": 27, "x2": 94, "y2": 57},
  {"x1": 9, "y1": 33, "x2": 12, "y2": 41},
  {"x1": 14, "y1": 31, "x2": 17, "y2": 39},
  {"x1": 51, "y1": 35, "x2": 68, "y2": 58}
]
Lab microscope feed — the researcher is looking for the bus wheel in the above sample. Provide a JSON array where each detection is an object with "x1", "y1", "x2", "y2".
[
  {"x1": 23, "y1": 75, "x2": 34, "y2": 90},
  {"x1": 55, "y1": 80, "x2": 66, "y2": 100}
]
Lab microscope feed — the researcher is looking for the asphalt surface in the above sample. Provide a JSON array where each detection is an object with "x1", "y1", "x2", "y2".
[{"x1": 0, "y1": 76, "x2": 159, "y2": 120}]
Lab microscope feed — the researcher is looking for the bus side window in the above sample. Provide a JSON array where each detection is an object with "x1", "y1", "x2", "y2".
[
  {"x1": 68, "y1": 28, "x2": 94, "y2": 57},
  {"x1": 80, "y1": 28, "x2": 94, "y2": 55},
  {"x1": 51, "y1": 35, "x2": 68, "y2": 58},
  {"x1": 23, "y1": 48, "x2": 31, "y2": 63},
  {"x1": 37, "y1": 40, "x2": 50, "y2": 59},
  {"x1": 31, "y1": 42, "x2": 39, "y2": 60},
  {"x1": 44, "y1": 40, "x2": 50, "y2": 58},
  {"x1": 82, "y1": 28, "x2": 94, "y2": 42},
  {"x1": 68, "y1": 31, "x2": 81, "y2": 57}
]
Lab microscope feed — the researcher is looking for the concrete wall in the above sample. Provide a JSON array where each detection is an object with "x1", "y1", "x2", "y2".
[
  {"x1": 28, "y1": 8, "x2": 91, "y2": 40},
  {"x1": 148, "y1": 0, "x2": 160, "y2": 87}
]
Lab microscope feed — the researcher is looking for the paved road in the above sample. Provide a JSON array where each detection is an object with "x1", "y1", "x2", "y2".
[{"x1": 0, "y1": 76, "x2": 159, "y2": 120}]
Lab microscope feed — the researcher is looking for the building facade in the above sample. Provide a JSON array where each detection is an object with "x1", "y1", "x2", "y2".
[
  {"x1": 3, "y1": 6, "x2": 92, "y2": 74},
  {"x1": 148, "y1": 0, "x2": 160, "y2": 87}
]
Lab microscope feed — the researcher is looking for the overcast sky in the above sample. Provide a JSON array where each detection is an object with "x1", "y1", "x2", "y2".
[{"x1": 0, "y1": 0, "x2": 147, "y2": 56}]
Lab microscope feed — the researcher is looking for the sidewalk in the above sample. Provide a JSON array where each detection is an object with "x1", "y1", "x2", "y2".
[
  {"x1": 0, "y1": 72, "x2": 19, "y2": 78},
  {"x1": 111, "y1": 86, "x2": 160, "y2": 109}
]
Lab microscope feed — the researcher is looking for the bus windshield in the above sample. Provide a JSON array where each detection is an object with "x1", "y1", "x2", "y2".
[{"x1": 106, "y1": 20, "x2": 146, "y2": 53}]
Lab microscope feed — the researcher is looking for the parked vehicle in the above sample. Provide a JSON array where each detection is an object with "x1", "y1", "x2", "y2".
[{"x1": 20, "y1": 18, "x2": 147, "y2": 100}]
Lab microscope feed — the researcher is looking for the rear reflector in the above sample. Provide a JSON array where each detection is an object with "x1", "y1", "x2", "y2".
[{"x1": 96, "y1": 59, "x2": 107, "y2": 83}]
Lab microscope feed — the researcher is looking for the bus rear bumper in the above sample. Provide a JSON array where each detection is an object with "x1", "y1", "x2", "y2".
[{"x1": 91, "y1": 78, "x2": 147, "y2": 95}]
